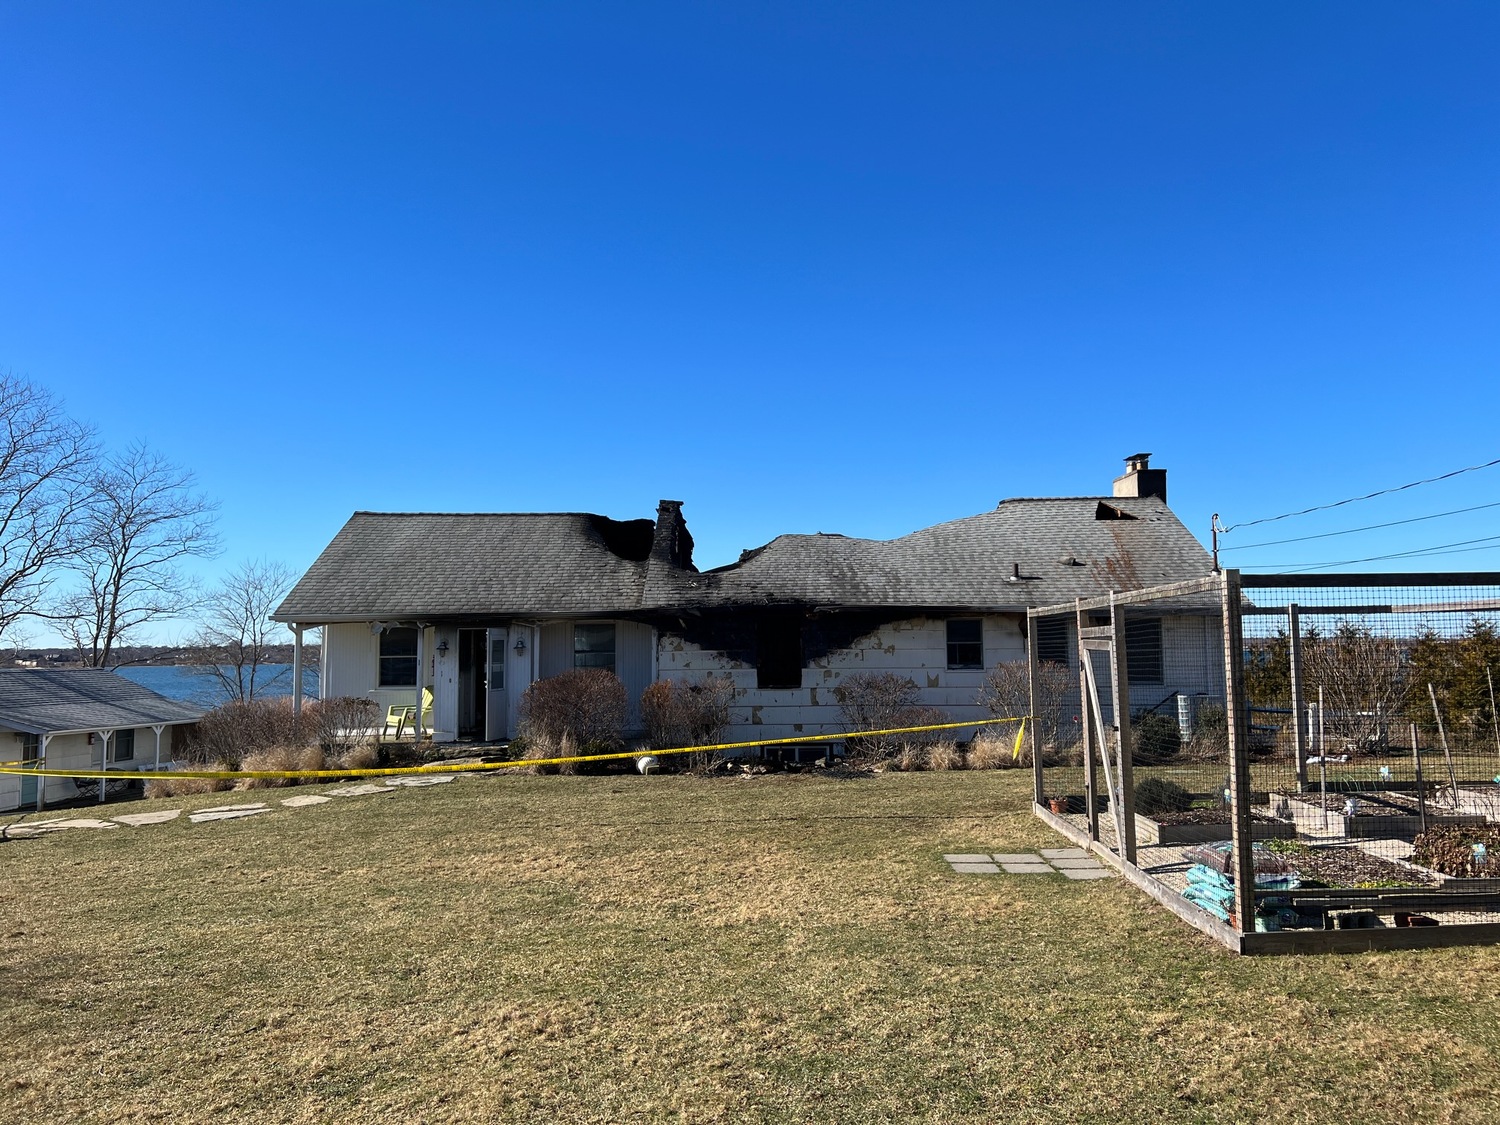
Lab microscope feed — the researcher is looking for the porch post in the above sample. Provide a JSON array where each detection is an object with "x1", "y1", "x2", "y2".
[
  {"x1": 291, "y1": 624, "x2": 304, "y2": 716},
  {"x1": 37, "y1": 732, "x2": 51, "y2": 812},
  {"x1": 152, "y1": 724, "x2": 165, "y2": 772},
  {"x1": 414, "y1": 625, "x2": 426, "y2": 739},
  {"x1": 97, "y1": 730, "x2": 113, "y2": 804}
]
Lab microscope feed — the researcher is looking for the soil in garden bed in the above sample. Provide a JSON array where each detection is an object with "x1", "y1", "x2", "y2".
[
  {"x1": 1288, "y1": 791, "x2": 1430, "y2": 816},
  {"x1": 1148, "y1": 807, "x2": 1285, "y2": 826},
  {"x1": 1266, "y1": 841, "x2": 1439, "y2": 888}
]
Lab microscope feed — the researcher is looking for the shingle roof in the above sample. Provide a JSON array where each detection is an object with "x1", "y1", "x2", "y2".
[
  {"x1": 276, "y1": 497, "x2": 1214, "y2": 621},
  {"x1": 646, "y1": 496, "x2": 1213, "y2": 610},
  {"x1": 0, "y1": 669, "x2": 204, "y2": 735},
  {"x1": 273, "y1": 512, "x2": 655, "y2": 621}
]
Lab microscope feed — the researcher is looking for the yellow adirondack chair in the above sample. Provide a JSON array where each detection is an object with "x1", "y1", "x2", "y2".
[{"x1": 383, "y1": 688, "x2": 434, "y2": 739}]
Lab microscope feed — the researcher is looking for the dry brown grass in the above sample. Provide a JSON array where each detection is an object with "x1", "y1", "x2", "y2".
[
  {"x1": 336, "y1": 743, "x2": 379, "y2": 770},
  {"x1": 6, "y1": 771, "x2": 1500, "y2": 1123},
  {"x1": 236, "y1": 745, "x2": 331, "y2": 789},
  {"x1": 969, "y1": 729, "x2": 1025, "y2": 769},
  {"x1": 143, "y1": 763, "x2": 235, "y2": 797},
  {"x1": 926, "y1": 741, "x2": 964, "y2": 770}
]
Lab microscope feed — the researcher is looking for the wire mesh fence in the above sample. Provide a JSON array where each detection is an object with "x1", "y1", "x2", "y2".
[{"x1": 1031, "y1": 571, "x2": 1500, "y2": 949}]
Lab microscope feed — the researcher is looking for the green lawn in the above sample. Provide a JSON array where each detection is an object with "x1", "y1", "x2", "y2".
[{"x1": 3, "y1": 769, "x2": 1498, "y2": 1123}]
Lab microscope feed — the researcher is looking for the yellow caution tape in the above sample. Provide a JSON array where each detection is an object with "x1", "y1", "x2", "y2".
[
  {"x1": 1012, "y1": 717, "x2": 1027, "y2": 762},
  {"x1": 0, "y1": 715, "x2": 1029, "y2": 781}
]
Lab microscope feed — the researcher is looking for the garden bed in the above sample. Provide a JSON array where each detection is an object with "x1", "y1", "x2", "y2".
[
  {"x1": 1135, "y1": 809, "x2": 1295, "y2": 845},
  {"x1": 1283, "y1": 793, "x2": 1486, "y2": 840}
]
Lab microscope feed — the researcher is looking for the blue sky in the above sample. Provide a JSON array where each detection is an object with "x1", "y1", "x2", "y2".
[{"x1": 2, "y1": 3, "x2": 1497, "y2": 644}]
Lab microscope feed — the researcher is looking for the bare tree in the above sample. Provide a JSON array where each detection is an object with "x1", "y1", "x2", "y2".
[
  {"x1": 1305, "y1": 623, "x2": 1409, "y2": 751},
  {"x1": 50, "y1": 442, "x2": 220, "y2": 666},
  {"x1": 188, "y1": 560, "x2": 299, "y2": 701},
  {"x1": 0, "y1": 374, "x2": 97, "y2": 639}
]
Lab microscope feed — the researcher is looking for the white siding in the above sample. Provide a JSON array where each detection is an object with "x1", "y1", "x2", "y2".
[
  {"x1": 322, "y1": 622, "x2": 429, "y2": 719},
  {"x1": 616, "y1": 621, "x2": 654, "y2": 732},
  {"x1": 0, "y1": 730, "x2": 152, "y2": 812},
  {"x1": 657, "y1": 614, "x2": 1027, "y2": 745},
  {"x1": 538, "y1": 623, "x2": 571, "y2": 680}
]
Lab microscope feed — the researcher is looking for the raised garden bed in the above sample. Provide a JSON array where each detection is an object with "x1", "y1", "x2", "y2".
[
  {"x1": 1136, "y1": 809, "x2": 1295, "y2": 845},
  {"x1": 1282, "y1": 793, "x2": 1486, "y2": 840}
]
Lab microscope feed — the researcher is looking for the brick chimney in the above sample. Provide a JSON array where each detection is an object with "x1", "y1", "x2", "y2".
[
  {"x1": 650, "y1": 500, "x2": 695, "y2": 570},
  {"x1": 1113, "y1": 453, "x2": 1167, "y2": 503}
]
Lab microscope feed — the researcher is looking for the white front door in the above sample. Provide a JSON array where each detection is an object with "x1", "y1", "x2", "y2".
[{"x1": 485, "y1": 629, "x2": 508, "y2": 740}]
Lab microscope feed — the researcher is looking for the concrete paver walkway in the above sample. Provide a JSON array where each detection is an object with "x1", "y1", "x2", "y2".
[{"x1": 945, "y1": 850, "x2": 1114, "y2": 879}]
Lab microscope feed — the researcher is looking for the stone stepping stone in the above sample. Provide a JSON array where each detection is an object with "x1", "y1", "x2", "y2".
[
  {"x1": 942, "y1": 853, "x2": 994, "y2": 864},
  {"x1": 281, "y1": 794, "x2": 332, "y2": 808},
  {"x1": 189, "y1": 805, "x2": 270, "y2": 823},
  {"x1": 40, "y1": 818, "x2": 119, "y2": 831},
  {"x1": 1049, "y1": 857, "x2": 1105, "y2": 870},
  {"x1": 949, "y1": 861, "x2": 1001, "y2": 874},
  {"x1": 1040, "y1": 847, "x2": 1088, "y2": 859},
  {"x1": 993, "y1": 853, "x2": 1043, "y2": 863},
  {"x1": 385, "y1": 775, "x2": 455, "y2": 787},
  {"x1": 1060, "y1": 867, "x2": 1115, "y2": 881},
  {"x1": 326, "y1": 783, "x2": 397, "y2": 797},
  {"x1": 113, "y1": 810, "x2": 182, "y2": 827},
  {"x1": 1000, "y1": 862, "x2": 1054, "y2": 874}
]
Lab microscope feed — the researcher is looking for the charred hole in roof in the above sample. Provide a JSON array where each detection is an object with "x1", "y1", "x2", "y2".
[
  {"x1": 587, "y1": 516, "x2": 656, "y2": 561},
  {"x1": 1094, "y1": 502, "x2": 1138, "y2": 521}
]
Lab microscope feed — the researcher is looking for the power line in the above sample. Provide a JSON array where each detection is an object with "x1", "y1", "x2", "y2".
[
  {"x1": 1218, "y1": 500, "x2": 1500, "y2": 552},
  {"x1": 1249, "y1": 532, "x2": 1500, "y2": 572},
  {"x1": 1222, "y1": 455, "x2": 1500, "y2": 532}
]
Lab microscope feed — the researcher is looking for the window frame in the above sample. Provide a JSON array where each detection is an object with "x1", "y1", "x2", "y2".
[
  {"x1": 1035, "y1": 617, "x2": 1070, "y2": 665},
  {"x1": 378, "y1": 626, "x2": 419, "y2": 688},
  {"x1": 573, "y1": 622, "x2": 617, "y2": 672},
  {"x1": 109, "y1": 728, "x2": 135, "y2": 763},
  {"x1": 1125, "y1": 616, "x2": 1165, "y2": 685},
  {"x1": 945, "y1": 618, "x2": 984, "y2": 670}
]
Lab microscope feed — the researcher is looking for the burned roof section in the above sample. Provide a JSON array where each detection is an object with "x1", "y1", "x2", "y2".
[{"x1": 275, "y1": 494, "x2": 1214, "y2": 622}]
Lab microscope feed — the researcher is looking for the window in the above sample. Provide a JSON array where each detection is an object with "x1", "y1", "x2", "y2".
[
  {"x1": 379, "y1": 627, "x2": 418, "y2": 687},
  {"x1": 489, "y1": 636, "x2": 506, "y2": 690},
  {"x1": 756, "y1": 615, "x2": 803, "y2": 689},
  {"x1": 110, "y1": 729, "x2": 135, "y2": 762},
  {"x1": 17, "y1": 732, "x2": 38, "y2": 762},
  {"x1": 1036, "y1": 617, "x2": 1069, "y2": 665},
  {"x1": 573, "y1": 623, "x2": 616, "y2": 671},
  {"x1": 946, "y1": 619, "x2": 983, "y2": 669},
  {"x1": 1125, "y1": 617, "x2": 1164, "y2": 685}
]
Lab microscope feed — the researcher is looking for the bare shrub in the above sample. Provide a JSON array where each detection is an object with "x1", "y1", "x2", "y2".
[
  {"x1": 980, "y1": 660, "x2": 1075, "y2": 754},
  {"x1": 185, "y1": 698, "x2": 314, "y2": 769},
  {"x1": 1185, "y1": 703, "x2": 1229, "y2": 762},
  {"x1": 640, "y1": 675, "x2": 735, "y2": 769},
  {"x1": 927, "y1": 742, "x2": 964, "y2": 771},
  {"x1": 836, "y1": 673, "x2": 947, "y2": 763},
  {"x1": 312, "y1": 696, "x2": 379, "y2": 754},
  {"x1": 520, "y1": 669, "x2": 627, "y2": 750}
]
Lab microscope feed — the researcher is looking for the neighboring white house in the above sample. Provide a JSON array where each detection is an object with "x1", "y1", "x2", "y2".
[
  {"x1": 273, "y1": 455, "x2": 1220, "y2": 747},
  {"x1": 0, "y1": 669, "x2": 204, "y2": 812}
]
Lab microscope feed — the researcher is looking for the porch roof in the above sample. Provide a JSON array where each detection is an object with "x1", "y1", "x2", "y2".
[{"x1": 0, "y1": 670, "x2": 204, "y2": 736}]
